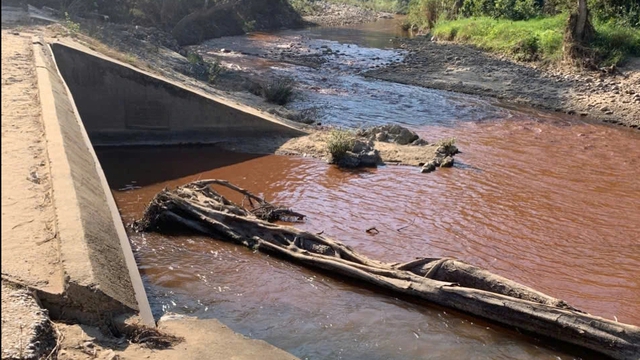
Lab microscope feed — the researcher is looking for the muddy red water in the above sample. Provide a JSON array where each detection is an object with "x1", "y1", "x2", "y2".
[{"x1": 96, "y1": 111, "x2": 640, "y2": 359}]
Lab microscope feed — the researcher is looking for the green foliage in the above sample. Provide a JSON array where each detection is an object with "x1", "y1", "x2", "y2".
[
  {"x1": 185, "y1": 51, "x2": 224, "y2": 84},
  {"x1": 588, "y1": 0, "x2": 640, "y2": 28},
  {"x1": 407, "y1": 0, "x2": 460, "y2": 29},
  {"x1": 63, "y1": 12, "x2": 81, "y2": 36},
  {"x1": 432, "y1": 14, "x2": 640, "y2": 65},
  {"x1": 326, "y1": 129, "x2": 356, "y2": 160},
  {"x1": 261, "y1": 77, "x2": 296, "y2": 105},
  {"x1": 433, "y1": 15, "x2": 564, "y2": 60},
  {"x1": 187, "y1": 52, "x2": 204, "y2": 64},
  {"x1": 591, "y1": 20, "x2": 640, "y2": 65},
  {"x1": 411, "y1": 0, "x2": 640, "y2": 28},
  {"x1": 242, "y1": 20, "x2": 256, "y2": 32},
  {"x1": 207, "y1": 59, "x2": 223, "y2": 83}
]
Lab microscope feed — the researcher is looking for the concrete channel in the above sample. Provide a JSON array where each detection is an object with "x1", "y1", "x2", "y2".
[{"x1": 28, "y1": 36, "x2": 305, "y2": 358}]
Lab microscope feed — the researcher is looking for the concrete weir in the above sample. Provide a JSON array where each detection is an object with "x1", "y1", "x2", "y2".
[
  {"x1": 49, "y1": 43, "x2": 305, "y2": 145},
  {"x1": 33, "y1": 39, "x2": 305, "y2": 329}
]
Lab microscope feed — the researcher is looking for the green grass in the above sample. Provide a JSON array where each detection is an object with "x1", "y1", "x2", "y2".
[
  {"x1": 591, "y1": 20, "x2": 640, "y2": 65},
  {"x1": 432, "y1": 15, "x2": 640, "y2": 65}
]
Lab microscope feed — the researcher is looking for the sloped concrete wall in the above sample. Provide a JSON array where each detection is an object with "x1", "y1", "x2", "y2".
[
  {"x1": 34, "y1": 40, "x2": 154, "y2": 325},
  {"x1": 50, "y1": 43, "x2": 305, "y2": 146}
]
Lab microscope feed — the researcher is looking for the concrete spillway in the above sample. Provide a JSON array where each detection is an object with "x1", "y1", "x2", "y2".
[
  {"x1": 50, "y1": 43, "x2": 305, "y2": 145},
  {"x1": 34, "y1": 39, "x2": 306, "y2": 327}
]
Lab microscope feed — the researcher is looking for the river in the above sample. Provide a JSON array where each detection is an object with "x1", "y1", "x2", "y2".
[{"x1": 95, "y1": 18, "x2": 640, "y2": 360}]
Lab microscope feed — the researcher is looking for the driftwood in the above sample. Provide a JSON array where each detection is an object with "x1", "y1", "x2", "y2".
[{"x1": 135, "y1": 180, "x2": 640, "y2": 360}]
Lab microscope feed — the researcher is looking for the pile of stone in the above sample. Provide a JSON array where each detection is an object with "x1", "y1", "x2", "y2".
[
  {"x1": 420, "y1": 141, "x2": 459, "y2": 173},
  {"x1": 356, "y1": 124, "x2": 428, "y2": 146},
  {"x1": 331, "y1": 139, "x2": 382, "y2": 168}
]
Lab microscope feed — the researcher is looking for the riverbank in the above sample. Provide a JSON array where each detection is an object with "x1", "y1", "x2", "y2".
[
  {"x1": 365, "y1": 36, "x2": 640, "y2": 128},
  {"x1": 297, "y1": 0, "x2": 395, "y2": 27}
]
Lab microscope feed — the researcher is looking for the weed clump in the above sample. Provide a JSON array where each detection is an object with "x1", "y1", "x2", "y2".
[
  {"x1": 184, "y1": 51, "x2": 223, "y2": 84},
  {"x1": 435, "y1": 137, "x2": 459, "y2": 156},
  {"x1": 261, "y1": 77, "x2": 296, "y2": 105},
  {"x1": 326, "y1": 129, "x2": 356, "y2": 161}
]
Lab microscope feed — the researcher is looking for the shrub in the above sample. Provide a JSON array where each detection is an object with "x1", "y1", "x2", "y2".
[
  {"x1": 207, "y1": 59, "x2": 223, "y2": 83},
  {"x1": 63, "y1": 12, "x2": 81, "y2": 36},
  {"x1": 261, "y1": 77, "x2": 295, "y2": 105},
  {"x1": 435, "y1": 137, "x2": 459, "y2": 156},
  {"x1": 326, "y1": 129, "x2": 356, "y2": 160},
  {"x1": 187, "y1": 52, "x2": 204, "y2": 65},
  {"x1": 512, "y1": 35, "x2": 540, "y2": 61}
]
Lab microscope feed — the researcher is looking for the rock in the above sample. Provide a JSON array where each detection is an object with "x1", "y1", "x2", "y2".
[
  {"x1": 352, "y1": 139, "x2": 373, "y2": 154},
  {"x1": 359, "y1": 150, "x2": 382, "y2": 167},
  {"x1": 600, "y1": 106, "x2": 610, "y2": 112},
  {"x1": 439, "y1": 156, "x2": 454, "y2": 168},
  {"x1": 336, "y1": 152, "x2": 360, "y2": 168},
  {"x1": 376, "y1": 131, "x2": 388, "y2": 141},
  {"x1": 395, "y1": 128, "x2": 419, "y2": 145},
  {"x1": 411, "y1": 138, "x2": 428, "y2": 146},
  {"x1": 420, "y1": 161, "x2": 437, "y2": 173}
]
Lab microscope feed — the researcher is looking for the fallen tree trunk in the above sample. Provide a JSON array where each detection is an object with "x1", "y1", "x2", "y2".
[{"x1": 135, "y1": 180, "x2": 640, "y2": 360}]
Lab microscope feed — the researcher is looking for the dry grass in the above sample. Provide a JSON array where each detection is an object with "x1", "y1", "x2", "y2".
[
  {"x1": 125, "y1": 323, "x2": 184, "y2": 350},
  {"x1": 326, "y1": 129, "x2": 356, "y2": 160}
]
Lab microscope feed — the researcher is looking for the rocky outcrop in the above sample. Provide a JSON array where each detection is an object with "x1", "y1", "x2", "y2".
[
  {"x1": 172, "y1": 0, "x2": 304, "y2": 46},
  {"x1": 330, "y1": 139, "x2": 382, "y2": 168},
  {"x1": 357, "y1": 124, "x2": 423, "y2": 145},
  {"x1": 420, "y1": 141, "x2": 459, "y2": 173}
]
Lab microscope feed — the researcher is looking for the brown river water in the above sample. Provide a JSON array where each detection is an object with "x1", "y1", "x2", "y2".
[{"x1": 96, "y1": 20, "x2": 639, "y2": 360}]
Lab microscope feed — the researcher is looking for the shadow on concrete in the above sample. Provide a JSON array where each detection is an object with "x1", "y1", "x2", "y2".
[{"x1": 95, "y1": 144, "x2": 269, "y2": 189}]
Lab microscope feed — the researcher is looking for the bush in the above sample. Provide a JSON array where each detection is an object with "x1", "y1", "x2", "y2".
[
  {"x1": 261, "y1": 77, "x2": 295, "y2": 105},
  {"x1": 184, "y1": 51, "x2": 223, "y2": 84},
  {"x1": 326, "y1": 129, "x2": 356, "y2": 160},
  {"x1": 512, "y1": 35, "x2": 540, "y2": 61},
  {"x1": 591, "y1": 20, "x2": 640, "y2": 65}
]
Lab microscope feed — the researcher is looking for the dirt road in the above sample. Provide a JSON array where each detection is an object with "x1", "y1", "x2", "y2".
[{"x1": 1, "y1": 28, "x2": 62, "y2": 293}]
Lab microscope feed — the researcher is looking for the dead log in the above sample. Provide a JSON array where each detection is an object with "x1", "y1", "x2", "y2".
[{"x1": 136, "y1": 180, "x2": 640, "y2": 360}]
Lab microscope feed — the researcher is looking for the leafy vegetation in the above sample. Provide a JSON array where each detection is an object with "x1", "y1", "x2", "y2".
[
  {"x1": 326, "y1": 129, "x2": 356, "y2": 160},
  {"x1": 432, "y1": 15, "x2": 640, "y2": 65},
  {"x1": 63, "y1": 12, "x2": 81, "y2": 36},
  {"x1": 261, "y1": 78, "x2": 296, "y2": 105},
  {"x1": 407, "y1": 0, "x2": 640, "y2": 27},
  {"x1": 186, "y1": 51, "x2": 224, "y2": 84}
]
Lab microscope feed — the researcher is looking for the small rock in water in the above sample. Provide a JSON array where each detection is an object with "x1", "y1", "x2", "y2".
[
  {"x1": 439, "y1": 156, "x2": 454, "y2": 168},
  {"x1": 421, "y1": 161, "x2": 437, "y2": 173}
]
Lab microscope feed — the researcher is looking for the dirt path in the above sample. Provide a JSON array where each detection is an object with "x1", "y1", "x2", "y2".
[
  {"x1": 366, "y1": 37, "x2": 640, "y2": 128},
  {"x1": 1, "y1": 29, "x2": 62, "y2": 293}
]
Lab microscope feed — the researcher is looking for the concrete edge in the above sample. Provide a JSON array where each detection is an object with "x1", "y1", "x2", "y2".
[
  {"x1": 33, "y1": 37, "x2": 155, "y2": 327},
  {"x1": 52, "y1": 38, "x2": 310, "y2": 137}
]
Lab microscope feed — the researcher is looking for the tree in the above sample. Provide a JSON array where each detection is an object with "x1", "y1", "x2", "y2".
[{"x1": 564, "y1": 0, "x2": 596, "y2": 66}]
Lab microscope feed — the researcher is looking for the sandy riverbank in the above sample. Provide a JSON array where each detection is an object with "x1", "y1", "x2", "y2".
[{"x1": 365, "y1": 37, "x2": 640, "y2": 129}]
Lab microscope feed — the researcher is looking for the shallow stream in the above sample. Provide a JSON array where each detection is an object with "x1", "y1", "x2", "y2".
[{"x1": 96, "y1": 18, "x2": 640, "y2": 360}]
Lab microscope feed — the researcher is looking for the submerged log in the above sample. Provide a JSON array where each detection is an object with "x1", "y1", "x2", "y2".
[{"x1": 135, "y1": 180, "x2": 640, "y2": 360}]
